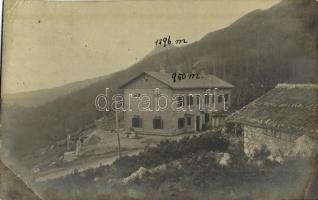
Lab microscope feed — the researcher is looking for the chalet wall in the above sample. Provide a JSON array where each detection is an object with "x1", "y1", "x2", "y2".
[
  {"x1": 124, "y1": 88, "x2": 176, "y2": 135},
  {"x1": 243, "y1": 125, "x2": 296, "y2": 157},
  {"x1": 122, "y1": 73, "x2": 232, "y2": 135},
  {"x1": 173, "y1": 88, "x2": 232, "y2": 112}
]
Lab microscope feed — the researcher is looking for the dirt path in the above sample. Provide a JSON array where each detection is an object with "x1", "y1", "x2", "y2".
[
  {"x1": 33, "y1": 149, "x2": 142, "y2": 182},
  {"x1": 32, "y1": 131, "x2": 207, "y2": 182}
]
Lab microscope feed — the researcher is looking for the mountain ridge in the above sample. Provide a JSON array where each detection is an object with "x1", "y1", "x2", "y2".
[{"x1": 2, "y1": 75, "x2": 110, "y2": 107}]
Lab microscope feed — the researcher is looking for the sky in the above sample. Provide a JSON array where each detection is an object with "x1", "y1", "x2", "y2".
[{"x1": 2, "y1": 0, "x2": 279, "y2": 94}]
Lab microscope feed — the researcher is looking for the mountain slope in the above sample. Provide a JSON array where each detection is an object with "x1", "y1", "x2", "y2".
[
  {"x1": 3, "y1": 75, "x2": 108, "y2": 107},
  {"x1": 2, "y1": 0, "x2": 318, "y2": 165}
]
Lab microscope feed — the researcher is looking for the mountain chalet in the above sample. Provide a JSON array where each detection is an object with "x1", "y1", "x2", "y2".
[{"x1": 119, "y1": 70, "x2": 234, "y2": 136}]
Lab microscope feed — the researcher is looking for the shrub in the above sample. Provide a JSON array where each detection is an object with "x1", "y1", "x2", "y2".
[
  {"x1": 112, "y1": 155, "x2": 139, "y2": 177},
  {"x1": 136, "y1": 133, "x2": 229, "y2": 168}
]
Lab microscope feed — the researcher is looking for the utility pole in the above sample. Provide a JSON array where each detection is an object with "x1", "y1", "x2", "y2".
[
  {"x1": 115, "y1": 110, "x2": 121, "y2": 158},
  {"x1": 234, "y1": 124, "x2": 238, "y2": 137}
]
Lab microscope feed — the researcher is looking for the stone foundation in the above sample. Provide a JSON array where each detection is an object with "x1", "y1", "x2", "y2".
[{"x1": 243, "y1": 125, "x2": 295, "y2": 157}]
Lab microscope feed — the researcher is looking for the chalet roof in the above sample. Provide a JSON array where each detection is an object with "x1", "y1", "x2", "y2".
[
  {"x1": 226, "y1": 84, "x2": 318, "y2": 137},
  {"x1": 119, "y1": 71, "x2": 234, "y2": 89}
]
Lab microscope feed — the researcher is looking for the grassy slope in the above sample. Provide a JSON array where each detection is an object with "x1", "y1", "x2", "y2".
[{"x1": 34, "y1": 133, "x2": 317, "y2": 200}]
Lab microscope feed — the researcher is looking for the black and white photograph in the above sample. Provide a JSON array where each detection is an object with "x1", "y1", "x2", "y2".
[{"x1": 1, "y1": 0, "x2": 318, "y2": 199}]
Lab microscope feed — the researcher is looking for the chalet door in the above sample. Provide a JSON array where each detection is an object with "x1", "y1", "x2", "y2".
[{"x1": 196, "y1": 116, "x2": 200, "y2": 131}]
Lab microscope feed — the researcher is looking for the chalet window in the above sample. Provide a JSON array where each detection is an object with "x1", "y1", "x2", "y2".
[
  {"x1": 224, "y1": 94, "x2": 229, "y2": 102},
  {"x1": 218, "y1": 95, "x2": 223, "y2": 103},
  {"x1": 153, "y1": 117, "x2": 163, "y2": 129},
  {"x1": 211, "y1": 95, "x2": 214, "y2": 103},
  {"x1": 132, "y1": 116, "x2": 142, "y2": 128},
  {"x1": 205, "y1": 114, "x2": 209, "y2": 123},
  {"x1": 177, "y1": 96, "x2": 184, "y2": 108},
  {"x1": 204, "y1": 95, "x2": 210, "y2": 105},
  {"x1": 187, "y1": 117, "x2": 191, "y2": 125},
  {"x1": 155, "y1": 88, "x2": 162, "y2": 97},
  {"x1": 196, "y1": 96, "x2": 200, "y2": 105},
  {"x1": 178, "y1": 118, "x2": 185, "y2": 129},
  {"x1": 186, "y1": 95, "x2": 194, "y2": 106}
]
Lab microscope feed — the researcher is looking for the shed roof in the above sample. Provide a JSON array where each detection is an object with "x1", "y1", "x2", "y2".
[
  {"x1": 119, "y1": 71, "x2": 234, "y2": 89},
  {"x1": 226, "y1": 84, "x2": 318, "y2": 137}
]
